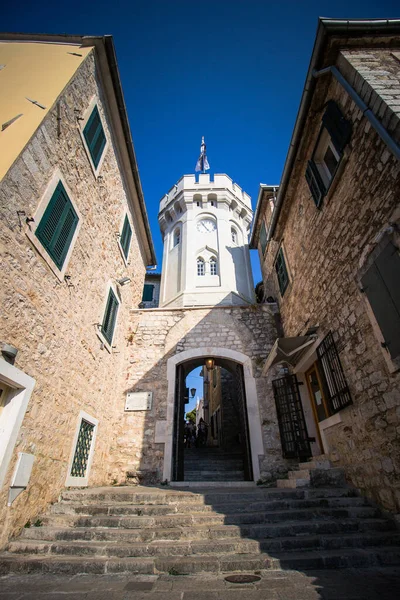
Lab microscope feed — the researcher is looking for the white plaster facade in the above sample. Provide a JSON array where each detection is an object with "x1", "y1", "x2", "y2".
[{"x1": 158, "y1": 174, "x2": 255, "y2": 307}]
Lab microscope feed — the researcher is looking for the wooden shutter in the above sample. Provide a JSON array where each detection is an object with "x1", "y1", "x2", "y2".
[
  {"x1": 361, "y1": 242, "x2": 400, "y2": 359},
  {"x1": 101, "y1": 289, "x2": 119, "y2": 344},
  {"x1": 272, "y1": 375, "x2": 312, "y2": 460},
  {"x1": 259, "y1": 222, "x2": 268, "y2": 255},
  {"x1": 322, "y1": 100, "x2": 352, "y2": 154},
  {"x1": 35, "y1": 181, "x2": 79, "y2": 269},
  {"x1": 142, "y1": 284, "x2": 154, "y2": 302},
  {"x1": 120, "y1": 215, "x2": 132, "y2": 259},
  {"x1": 305, "y1": 160, "x2": 326, "y2": 208},
  {"x1": 317, "y1": 332, "x2": 352, "y2": 414},
  {"x1": 83, "y1": 105, "x2": 106, "y2": 168}
]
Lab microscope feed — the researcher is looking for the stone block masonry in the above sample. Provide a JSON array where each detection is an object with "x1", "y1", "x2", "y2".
[
  {"x1": 262, "y1": 48, "x2": 400, "y2": 513},
  {"x1": 0, "y1": 51, "x2": 147, "y2": 547},
  {"x1": 112, "y1": 305, "x2": 289, "y2": 483}
]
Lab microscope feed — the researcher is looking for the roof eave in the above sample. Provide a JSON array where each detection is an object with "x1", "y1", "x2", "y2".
[{"x1": 261, "y1": 17, "x2": 400, "y2": 242}]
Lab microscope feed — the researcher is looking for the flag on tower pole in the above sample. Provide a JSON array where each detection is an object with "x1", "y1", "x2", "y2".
[{"x1": 195, "y1": 136, "x2": 210, "y2": 173}]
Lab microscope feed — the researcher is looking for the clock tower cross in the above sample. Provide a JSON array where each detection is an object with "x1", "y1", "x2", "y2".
[{"x1": 158, "y1": 173, "x2": 254, "y2": 307}]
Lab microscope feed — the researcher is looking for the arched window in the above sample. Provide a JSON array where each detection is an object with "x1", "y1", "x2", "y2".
[
  {"x1": 210, "y1": 257, "x2": 218, "y2": 276},
  {"x1": 231, "y1": 228, "x2": 238, "y2": 244},
  {"x1": 173, "y1": 228, "x2": 180, "y2": 247},
  {"x1": 197, "y1": 257, "x2": 205, "y2": 276}
]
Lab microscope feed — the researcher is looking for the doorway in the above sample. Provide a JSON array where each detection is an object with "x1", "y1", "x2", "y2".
[
  {"x1": 172, "y1": 358, "x2": 253, "y2": 482},
  {"x1": 305, "y1": 362, "x2": 331, "y2": 453}
]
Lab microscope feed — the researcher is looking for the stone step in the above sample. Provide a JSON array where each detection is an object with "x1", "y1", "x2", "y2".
[
  {"x1": 9, "y1": 532, "x2": 400, "y2": 559},
  {"x1": 19, "y1": 517, "x2": 394, "y2": 544},
  {"x1": 1, "y1": 547, "x2": 400, "y2": 575},
  {"x1": 298, "y1": 459, "x2": 332, "y2": 470},
  {"x1": 183, "y1": 462, "x2": 244, "y2": 471},
  {"x1": 184, "y1": 471, "x2": 245, "y2": 480},
  {"x1": 60, "y1": 485, "x2": 358, "y2": 504},
  {"x1": 288, "y1": 469, "x2": 311, "y2": 479},
  {"x1": 277, "y1": 478, "x2": 310, "y2": 488},
  {"x1": 39, "y1": 505, "x2": 379, "y2": 529},
  {"x1": 50, "y1": 495, "x2": 369, "y2": 517}
]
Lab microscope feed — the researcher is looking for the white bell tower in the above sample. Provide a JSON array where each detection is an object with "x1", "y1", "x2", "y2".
[{"x1": 158, "y1": 173, "x2": 255, "y2": 307}]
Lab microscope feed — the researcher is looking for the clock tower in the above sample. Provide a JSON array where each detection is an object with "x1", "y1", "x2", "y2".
[{"x1": 158, "y1": 173, "x2": 254, "y2": 307}]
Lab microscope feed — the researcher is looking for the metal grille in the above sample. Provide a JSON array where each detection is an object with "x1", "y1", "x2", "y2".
[
  {"x1": 272, "y1": 375, "x2": 312, "y2": 460},
  {"x1": 317, "y1": 331, "x2": 352, "y2": 414},
  {"x1": 70, "y1": 420, "x2": 95, "y2": 477}
]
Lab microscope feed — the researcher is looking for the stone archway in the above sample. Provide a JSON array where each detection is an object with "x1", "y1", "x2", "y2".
[{"x1": 163, "y1": 347, "x2": 264, "y2": 482}]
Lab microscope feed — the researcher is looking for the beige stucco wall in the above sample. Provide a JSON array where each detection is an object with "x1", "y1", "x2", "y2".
[
  {"x1": 0, "y1": 51, "x2": 147, "y2": 547},
  {"x1": 0, "y1": 42, "x2": 93, "y2": 181}
]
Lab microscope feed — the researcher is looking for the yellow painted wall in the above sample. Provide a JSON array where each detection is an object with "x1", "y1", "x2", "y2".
[{"x1": 0, "y1": 42, "x2": 93, "y2": 180}]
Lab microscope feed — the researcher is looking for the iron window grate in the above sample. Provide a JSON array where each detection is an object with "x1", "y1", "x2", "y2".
[
  {"x1": 70, "y1": 419, "x2": 95, "y2": 477},
  {"x1": 317, "y1": 331, "x2": 352, "y2": 414}
]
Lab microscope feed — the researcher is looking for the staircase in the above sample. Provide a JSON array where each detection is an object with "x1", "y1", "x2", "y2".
[
  {"x1": 183, "y1": 447, "x2": 245, "y2": 482},
  {"x1": 1, "y1": 458, "x2": 400, "y2": 576}
]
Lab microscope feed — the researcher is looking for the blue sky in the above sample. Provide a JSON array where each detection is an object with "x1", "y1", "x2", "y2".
[{"x1": 3, "y1": 0, "x2": 397, "y2": 289}]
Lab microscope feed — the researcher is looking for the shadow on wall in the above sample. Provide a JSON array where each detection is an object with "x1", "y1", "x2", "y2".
[{"x1": 109, "y1": 296, "x2": 286, "y2": 486}]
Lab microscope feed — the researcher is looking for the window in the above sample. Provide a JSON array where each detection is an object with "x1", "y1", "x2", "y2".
[
  {"x1": 361, "y1": 242, "x2": 400, "y2": 360},
  {"x1": 101, "y1": 288, "x2": 119, "y2": 345},
  {"x1": 305, "y1": 100, "x2": 352, "y2": 208},
  {"x1": 259, "y1": 222, "x2": 268, "y2": 256},
  {"x1": 142, "y1": 284, "x2": 154, "y2": 302},
  {"x1": 231, "y1": 228, "x2": 238, "y2": 244},
  {"x1": 35, "y1": 180, "x2": 79, "y2": 270},
  {"x1": 173, "y1": 228, "x2": 181, "y2": 247},
  {"x1": 197, "y1": 258, "x2": 205, "y2": 276},
  {"x1": 83, "y1": 105, "x2": 107, "y2": 169},
  {"x1": 317, "y1": 332, "x2": 352, "y2": 414},
  {"x1": 210, "y1": 257, "x2": 218, "y2": 275},
  {"x1": 120, "y1": 215, "x2": 132, "y2": 260},
  {"x1": 275, "y1": 247, "x2": 289, "y2": 296},
  {"x1": 65, "y1": 410, "x2": 98, "y2": 487}
]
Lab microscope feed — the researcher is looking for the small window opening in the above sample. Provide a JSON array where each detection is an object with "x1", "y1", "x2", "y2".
[
  {"x1": 197, "y1": 258, "x2": 205, "y2": 276},
  {"x1": 210, "y1": 257, "x2": 218, "y2": 276}
]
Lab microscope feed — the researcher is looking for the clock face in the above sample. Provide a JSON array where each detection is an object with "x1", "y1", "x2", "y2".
[{"x1": 197, "y1": 219, "x2": 216, "y2": 233}]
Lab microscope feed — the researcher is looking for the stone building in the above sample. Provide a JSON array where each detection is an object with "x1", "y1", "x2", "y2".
[
  {"x1": 0, "y1": 33, "x2": 155, "y2": 547},
  {"x1": 112, "y1": 174, "x2": 286, "y2": 486},
  {"x1": 250, "y1": 18, "x2": 400, "y2": 513},
  {"x1": 140, "y1": 272, "x2": 161, "y2": 308}
]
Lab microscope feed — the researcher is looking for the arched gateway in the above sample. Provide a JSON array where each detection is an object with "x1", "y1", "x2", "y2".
[{"x1": 163, "y1": 347, "x2": 264, "y2": 482}]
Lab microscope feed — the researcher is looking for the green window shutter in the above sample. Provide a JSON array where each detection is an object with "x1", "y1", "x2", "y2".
[
  {"x1": 259, "y1": 222, "x2": 268, "y2": 256},
  {"x1": 101, "y1": 288, "x2": 119, "y2": 344},
  {"x1": 83, "y1": 105, "x2": 106, "y2": 168},
  {"x1": 305, "y1": 160, "x2": 326, "y2": 208},
  {"x1": 142, "y1": 284, "x2": 154, "y2": 302},
  {"x1": 322, "y1": 100, "x2": 352, "y2": 153},
  {"x1": 361, "y1": 242, "x2": 400, "y2": 359},
  {"x1": 275, "y1": 248, "x2": 289, "y2": 296},
  {"x1": 120, "y1": 215, "x2": 132, "y2": 259},
  {"x1": 35, "y1": 181, "x2": 79, "y2": 269}
]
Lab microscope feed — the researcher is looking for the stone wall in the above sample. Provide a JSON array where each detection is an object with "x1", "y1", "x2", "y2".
[
  {"x1": 260, "y1": 48, "x2": 400, "y2": 512},
  {"x1": 111, "y1": 305, "x2": 288, "y2": 483},
  {"x1": 0, "y1": 52, "x2": 148, "y2": 546}
]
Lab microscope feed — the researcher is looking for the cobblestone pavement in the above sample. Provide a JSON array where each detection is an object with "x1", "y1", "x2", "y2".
[{"x1": 0, "y1": 567, "x2": 399, "y2": 599}]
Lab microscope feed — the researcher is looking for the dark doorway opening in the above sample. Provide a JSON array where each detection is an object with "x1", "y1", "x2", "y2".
[{"x1": 172, "y1": 358, "x2": 253, "y2": 482}]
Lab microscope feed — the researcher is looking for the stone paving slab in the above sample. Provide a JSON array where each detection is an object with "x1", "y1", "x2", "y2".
[{"x1": 0, "y1": 567, "x2": 399, "y2": 599}]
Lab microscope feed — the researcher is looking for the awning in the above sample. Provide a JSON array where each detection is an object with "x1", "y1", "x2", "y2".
[{"x1": 263, "y1": 335, "x2": 317, "y2": 374}]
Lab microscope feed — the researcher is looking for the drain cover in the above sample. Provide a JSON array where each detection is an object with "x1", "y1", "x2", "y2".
[{"x1": 225, "y1": 574, "x2": 261, "y2": 584}]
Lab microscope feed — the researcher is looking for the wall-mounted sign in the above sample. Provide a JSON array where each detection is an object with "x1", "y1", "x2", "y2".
[{"x1": 125, "y1": 391, "x2": 153, "y2": 411}]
